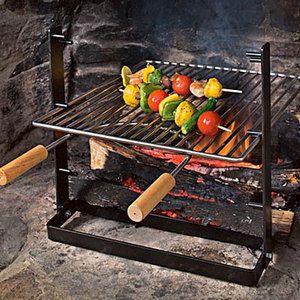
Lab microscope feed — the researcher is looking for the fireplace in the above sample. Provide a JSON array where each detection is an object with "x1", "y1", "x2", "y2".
[{"x1": 0, "y1": 0, "x2": 299, "y2": 288}]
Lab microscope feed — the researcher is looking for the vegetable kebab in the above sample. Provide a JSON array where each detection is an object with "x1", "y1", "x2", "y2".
[{"x1": 120, "y1": 64, "x2": 233, "y2": 138}]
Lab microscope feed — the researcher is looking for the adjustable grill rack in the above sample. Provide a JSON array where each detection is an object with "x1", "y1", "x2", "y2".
[
  {"x1": 38, "y1": 27, "x2": 299, "y2": 286},
  {"x1": 33, "y1": 57, "x2": 300, "y2": 162}
]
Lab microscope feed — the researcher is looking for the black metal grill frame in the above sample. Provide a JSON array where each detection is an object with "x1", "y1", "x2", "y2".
[{"x1": 36, "y1": 26, "x2": 299, "y2": 286}]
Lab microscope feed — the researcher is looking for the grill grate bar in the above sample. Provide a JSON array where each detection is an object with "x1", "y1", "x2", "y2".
[
  {"x1": 145, "y1": 68, "x2": 240, "y2": 144},
  {"x1": 63, "y1": 64, "x2": 173, "y2": 129},
  {"x1": 227, "y1": 77, "x2": 299, "y2": 157},
  {"x1": 174, "y1": 71, "x2": 252, "y2": 148},
  {"x1": 161, "y1": 69, "x2": 243, "y2": 147},
  {"x1": 212, "y1": 76, "x2": 280, "y2": 155},
  {"x1": 95, "y1": 64, "x2": 185, "y2": 135},
  {"x1": 46, "y1": 61, "x2": 154, "y2": 126},
  {"x1": 32, "y1": 60, "x2": 299, "y2": 162},
  {"x1": 122, "y1": 66, "x2": 213, "y2": 141},
  {"x1": 139, "y1": 69, "x2": 212, "y2": 142},
  {"x1": 199, "y1": 73, "x2": 262, "y2": 152}
]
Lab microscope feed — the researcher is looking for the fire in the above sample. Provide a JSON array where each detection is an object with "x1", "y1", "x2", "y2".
[{"x1": 194, "y1": 114, "x2": 252, "y2": 158}]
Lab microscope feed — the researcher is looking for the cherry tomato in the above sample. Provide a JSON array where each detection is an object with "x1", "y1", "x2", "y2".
[
  {"x1": 148, "y1": 90, "x2": 168, "y2": 112},
  {"x1": 197, "y1": 111, "x2": 222, "y2": 136},
  {"x1": 172, "y1": 75, "x2": 192, "y2": 96}
]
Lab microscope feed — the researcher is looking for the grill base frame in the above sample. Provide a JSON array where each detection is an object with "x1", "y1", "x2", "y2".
[{"x1": 48, "y1": 201, "x2": 269, "y2": 287}]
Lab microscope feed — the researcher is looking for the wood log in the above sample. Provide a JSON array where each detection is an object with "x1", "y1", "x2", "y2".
[
  {"x1": 82, "y1": 138, "x2": 295, "y2": 240},
  {"x1": 89, "y1": 138, "x2": 300, "y2": 205}
]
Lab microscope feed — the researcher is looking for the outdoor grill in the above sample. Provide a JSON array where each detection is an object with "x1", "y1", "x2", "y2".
[{"x1": 0, "y1": 26, "x2": 299, "y2": 286}]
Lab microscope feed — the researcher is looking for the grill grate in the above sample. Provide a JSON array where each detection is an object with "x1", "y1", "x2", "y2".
[{"x1": 33, "y1": 60, "x2": 300, "y2": 162}]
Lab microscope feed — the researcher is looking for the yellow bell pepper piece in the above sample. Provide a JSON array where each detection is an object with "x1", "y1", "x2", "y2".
[
  {"x1": 158, "y1": 93, "x2": 181, "y2": 116},
  {"x1": 174, "y1": 101, "x2": 196, "y2": 127},
  {"x1": 204, "y1": 78, "x2": 223, "y2": 98},
  {"x1": 123, "y1": 85, "x2": 140, "y2": 107},
  {"x1": 142, "y1": 65, "x2": 155, "y2": 83}
]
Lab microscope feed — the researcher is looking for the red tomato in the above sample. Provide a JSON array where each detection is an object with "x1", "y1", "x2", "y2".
[
  {"x1": 197, "y1": 111, "x2": 222, "y2": 136},
  {"x1": 148, "y1": 90, "x2": 168, "y2": 112},
  {"x1": 172, "y1": 75, "x2": 192, "y2": 96}
]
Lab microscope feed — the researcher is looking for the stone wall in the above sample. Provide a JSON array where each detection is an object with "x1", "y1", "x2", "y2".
[{"x1": 0, "y1": 0, "x2": 299, "y2": 162}]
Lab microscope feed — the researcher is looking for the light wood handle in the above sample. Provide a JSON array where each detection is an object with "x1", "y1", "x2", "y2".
[
  {"x1": 127, "y1": 173, "x2": 176, "y2": 222},
  {"x1": 0, "y1": 145, "x2": 48, "y2": 186}
]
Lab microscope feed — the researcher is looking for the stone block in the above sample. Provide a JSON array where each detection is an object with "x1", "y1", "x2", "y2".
[
  {"x1": 74, "y1": 42, "x2": 151, "y2": 65},
  {"x1": 269, "y1": 0, "x2": 300, "y2": 32}
]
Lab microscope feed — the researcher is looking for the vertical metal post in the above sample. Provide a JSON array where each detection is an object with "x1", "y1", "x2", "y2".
[
  {"x1": 261, "y1": 43, "x2": 272, "y2": 258},
  {"x1": 49, "y1": 26, "x2": 69, "y2": 210}
]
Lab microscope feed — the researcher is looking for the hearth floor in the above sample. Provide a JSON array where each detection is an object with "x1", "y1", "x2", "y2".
[{"x1": 0, "y1": 156, "x2": 300, "y2": 299}]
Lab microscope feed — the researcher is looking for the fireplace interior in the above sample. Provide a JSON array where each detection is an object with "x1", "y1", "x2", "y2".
[{"x1": 0, "y1": 0, "x2": 299, "y2": 294}]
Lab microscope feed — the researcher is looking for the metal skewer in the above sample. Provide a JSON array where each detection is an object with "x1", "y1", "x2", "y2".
[
  {"x1": 127, "y1": 154, "x2": 192, "y2": 222},
  {"x1": 222, "y1": 88, "x2": 243, "y2": 94},
  {"x1": 120, "y1": 88, "x2": 242, "y2": 94},
  {"x1": 218, "y1": 125, "x2": 232, "y2": 133}
]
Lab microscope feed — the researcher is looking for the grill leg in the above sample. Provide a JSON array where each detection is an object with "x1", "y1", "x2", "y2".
[
  {"x1": 261, "y1": 43, "x2": 273, "y2": 258},
  {"x1": 49, "y1": 26, "x2": 70, "y2": 210}
]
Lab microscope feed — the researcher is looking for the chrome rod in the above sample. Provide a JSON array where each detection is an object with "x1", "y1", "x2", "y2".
[
  {"x1": 46, "y1": 134, "x2": 71, "y2": 151},
  {"x1": 171, "y1": 155, "x2": 192, "y2": 176}
]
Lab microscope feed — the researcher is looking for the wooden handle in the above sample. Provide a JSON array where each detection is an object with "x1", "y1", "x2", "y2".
[
  {"x1": 0, "y1": 145, "x2": 48, "y2": 186},
  {"x1": 127, "y1": 173, "x2": 176, "y2": 222}
]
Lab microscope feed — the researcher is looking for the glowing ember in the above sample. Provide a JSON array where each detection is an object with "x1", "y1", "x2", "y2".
[
  {"x1": 155, "y1": 209, "x2": 181, "y2": 218},
  {"x1": 122, "y1": 177, "x2": 216, "y2": 203},
  {"x1": 154, "y1": 210, "x2": 220, "y2": 227},
  {"x1": 169, "y1": 188, "x2": 216, "y2": 203},
  {"x1": 122, "y1": 177, "x2": 143, "y2": 193},
  {"x1": 197, "y1": 177, "x2": 205, "y2": 184},
  {"x1": 133, "y1": 146, "x2": 261, "y2": 170},
  {"x1": 208, "y1": 220, "x2": 221, "y2": 227},
  {"x1": 276, "y1": 158, "x2": 285, "y2": 165}
]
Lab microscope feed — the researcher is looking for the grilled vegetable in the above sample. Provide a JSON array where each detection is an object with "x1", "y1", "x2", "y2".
[
  {"x1": 123, "y1": 84, "x2": 140, "y2": 107},
  {"x1": 148, "y1": 89, "x2": 168, "y2": 112},
  {"x1": 197, "y1": 111, "x2": 222, "y2": 136},
  {"x1": 158, "y1": 93, "x2": 182, "y2": 116},
  {"x1": 140, "y1": 83, "x2": 162, "y2": 113},
  {"x1": 162, "y1": 100, "x2": 182, "y2": 121},
  {"x1": 203, "y1": 78, "x2": 223, "y2": 98},
  {"x1": 121, "y1": 66, "x2": 132, "y2": 87},
  {"x1": 172, "y1": 74, "x2": 192, "y2": 96},
  {"x1": 174, "y1": 101, "x2": 196, "y2": 127},
  {"x1": 148, "y1": 69, "x2": 162, "y2": 85},
  {"x1": 181, "y1": 97, "x2": 217, "y2": 134},
  {"x1": 142, "y1": 65, "x2": 155, "y2": 83}
]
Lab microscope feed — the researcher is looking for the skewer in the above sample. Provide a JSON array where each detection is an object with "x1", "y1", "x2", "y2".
[
  {"x1": 222, "y1": 88, "x2": 242, "y2": 94},
  {"x1": 121, "y1": 88, "x2": 242, "y2": 95},
  {"x1": 127, "y1": 155, "x2": 192, "y2": 222},
  {"x1": 218, "y1": 125, "x2": 232, "y2": 133}
]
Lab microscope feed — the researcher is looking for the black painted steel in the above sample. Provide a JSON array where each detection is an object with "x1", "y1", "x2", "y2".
[
  {"x1": 77, "y1": 201, "x2": 263, "y2": 249},
  {"x1": 49, "y1": 27, "x2": 69, "y2": 210},
  {"x1": 261, "y1": 43, "x2": 273, "y2": 257},
  {"x1": 47, "y1": 206, "x2": 267, "y2": 286}
]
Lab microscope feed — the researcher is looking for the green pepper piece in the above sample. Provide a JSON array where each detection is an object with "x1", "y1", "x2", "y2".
[
  {"x1": 181, "y1": 97, "x2": 217, "y2": 134},
  {"x1": 148, "y1": 69, "x2": 162, "y2": 85},
  {"x1": 140, "y1": 83, "x2": 162, "y2": 113},
  {"x1": 162, "y1": 100, "x2": 183, "y2": 121}
]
